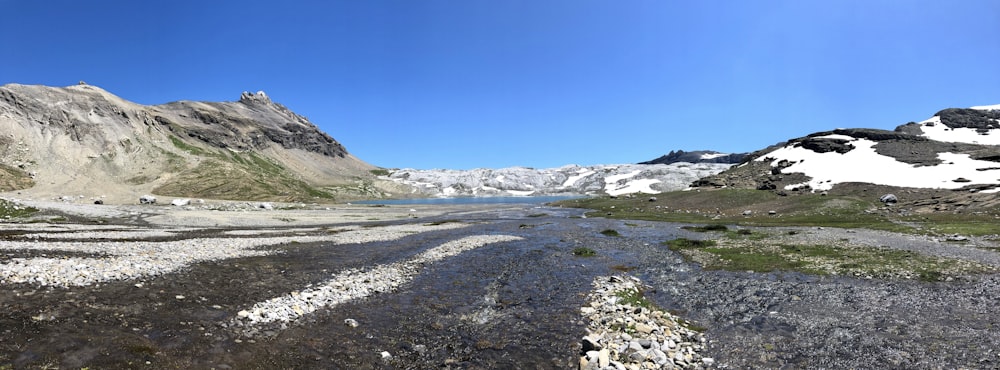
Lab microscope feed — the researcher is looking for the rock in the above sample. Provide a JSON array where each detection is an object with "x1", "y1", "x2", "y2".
[
  {"x1": 344, "y1": 318, "x2": 359, "y2": 328},
  {"x1": 768, "y1": 210, "x2": 777, "y2": 215},
  {"x1": 93, "y1": 199, "x2": 104, "y2": 205},
  {"x1": 139, "y1": 195, "x2": 157, "y2": 204},
  {"x1": 742, "y1": 210, "x2": 753, "y2": 216},
  {"x1": 648, "y1": 197, "x2": 657, "y2": 202},
  {"x1": 598, "y1": 348, "x2": 610, "y2": 368},
  {"x1": 258, "y1": 202, "x2": 274, "y2": 210},
  {"x1": 171, "y1": 198, "x2": 190, "y2": 207},
  {"x1": 879, "y1": 194, "x2": 898, "y2": 204}
]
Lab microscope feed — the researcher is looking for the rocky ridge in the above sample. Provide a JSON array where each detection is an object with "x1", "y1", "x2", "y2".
[
  {"x1": 639, "y1": 150, "x2": 746, "y2": 165},
  {"x1": 692, "y1": 104, "x2": 1000, "y2": 212},
  {"x1": 0, "y1": 83, "x2": 385, "y2": 203}
]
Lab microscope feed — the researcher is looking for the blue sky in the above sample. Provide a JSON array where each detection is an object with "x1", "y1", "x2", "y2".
[{"x1": 2, "y1": 1, "x2": 998, "y2": 170}]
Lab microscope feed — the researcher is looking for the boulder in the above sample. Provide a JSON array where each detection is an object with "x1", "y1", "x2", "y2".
[
  {"x1": 171, "y1": 198, "x2": 191, "y2": 207},
  {"x1": 258, "y1": 202, "x2": 274, "y2": 210},
  {"x1": 879, "y1": 194, "x2": 898, "y2": 204},
  {"x1": 139, "y1": 195, "x2": 157, "y2": 204}
]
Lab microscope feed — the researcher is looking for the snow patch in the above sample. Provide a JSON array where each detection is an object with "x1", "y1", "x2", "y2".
[
  {"x1": 760, "y1": 138, "x2": 1000, "y2": 191},
  {"x1": 605, "y1": 179, "x2": 662, "y2": 196},
  {"x1": 700, "y1": 153, "x2": 728, "y2": 160},
  {"x1": 970, "y1": 104, "x2": 1000, "y2": 111}
]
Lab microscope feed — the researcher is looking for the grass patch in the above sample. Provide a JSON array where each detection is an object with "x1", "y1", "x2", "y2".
[
  {"x1": 572, "y1": 247, "x2": 597, "y2": 257},
  {"x1": 369, "y1": 168, "x2": 391, "y2": 177},
  {"x1": 664, "y1": 237, "x2": 995, "y2": 281},
  {"x1": 555, "y1": 189, "x2": 914, "y2": 233},
  {"x1": 169, "y1": 135, "x2": 207, "y2": 155},
  {"x1": 426, "y1": 219, "x2": 462, "y2": 226},
  {"x1": 0, "y1": 199, "x2": 37, "y2": 219},
  {"x1": 615, "y1": 287, "x2": 655, "y2": 310},
  {"x1": 527, "y1": 213, "x2": 548, "y2": 218},
  {"x1": 600, "y1": 229, "x2": 621, "y2": 237},
  {"x1": 681, "y1": 224, "x2": 729, "y2": 232}
]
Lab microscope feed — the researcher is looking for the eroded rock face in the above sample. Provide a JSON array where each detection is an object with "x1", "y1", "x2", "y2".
[{"x1": 0, "y1": 83, "x2": 372, "y2": 202}]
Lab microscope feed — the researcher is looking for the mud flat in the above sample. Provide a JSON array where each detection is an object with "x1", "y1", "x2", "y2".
[{"x1": 0, "y1": 199, "x2": 999, "y2": 368}]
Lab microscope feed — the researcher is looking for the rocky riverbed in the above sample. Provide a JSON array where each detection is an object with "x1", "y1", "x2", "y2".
[{"x1": 1, "y1": 200, "x2": 999, "y2": 368}]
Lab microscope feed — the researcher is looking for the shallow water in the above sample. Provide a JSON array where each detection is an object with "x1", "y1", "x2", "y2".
[{"x1": 3, "y1": 205, "x2": 1000, "y2": 369}]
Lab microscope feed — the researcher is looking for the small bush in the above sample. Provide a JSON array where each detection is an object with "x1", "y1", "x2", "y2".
[
  {"x1": 600, "y1": 229, "x2": 621, "y2": 237},
  {"x1": 573, "y1": 247, "x2": 597, "y2": 257}
]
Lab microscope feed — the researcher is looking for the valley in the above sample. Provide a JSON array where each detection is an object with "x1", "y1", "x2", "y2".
[{"x1": 0, "y1": 199, "x2": 999, "y2": 369}]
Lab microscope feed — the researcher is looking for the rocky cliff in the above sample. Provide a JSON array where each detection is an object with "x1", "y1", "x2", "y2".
[{"x1": 0, "y1": 83, "x2": 387, "y2": 203}]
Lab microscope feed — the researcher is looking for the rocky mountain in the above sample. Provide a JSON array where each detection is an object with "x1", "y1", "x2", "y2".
[
  {"x1": 381, "y1": 163, "x2": 732, "y2": 197},
  {"x1": 639, "y1": 150, "x2": 746, "y2": 165},
  {"x1": 0, "y1": 83, "x2": 396, "y2": 203},
  {"x1": 692, "y1": 104, "x2": 1000, "y2": 212}
]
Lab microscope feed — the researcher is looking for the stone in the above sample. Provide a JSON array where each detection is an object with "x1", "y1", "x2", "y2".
[
  {"x1": 171, "y1": 198, "x2": 190, "y2": 206},
  {"x1": 634, "y1": 323, "x2": 653, "y2": 334},
  {"x1": 742, "y1": 210, "x2": 753, "y2": 216},
  {"x1": 879, "y1": 194, "x2": 898, "y2": 204},
  {"x1": 599, "y1": 348, "x2": 610, "y2": 368},
  {"x1": 648, "y1": 197, "x2": 657, "y2": 202},
  {"x1": 258, "y1": 202, "x2": 274, "y2": 210},
  {"x1": 139, "y1": 195, "x2": 157, "y2": 204},
  {"x1": 94, "y1": 199, "x2": 104, "y2": 205}
]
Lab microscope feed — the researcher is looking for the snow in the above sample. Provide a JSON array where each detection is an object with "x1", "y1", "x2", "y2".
[
  {"x1": 970, "y1": 104, "x2": 1000, "y2": 111},
  {"x1": 813, "y1": 134, "x2": 856, "y2": 141},
  {"x1": 605, "y1": 179, "x2": 662, "y2": 196},
  {"x1": 917, "y1": 117, "x2": 1000, "y2": 145},
  {"x1": 604, "y1": 170, "x2": 642, "y2": 184},
  {"x1": 759, "y1": 138, "x2": 1000, "y2": 191},
  {"x1": 507, "y1": 190, "x2": 536, "y2": 196},
  {"x1": 700, "y1": 153, "x2": 728, "y2": 160},
  {"x1": 562, "y1": 170, "x2": 596, "y2": 188}
]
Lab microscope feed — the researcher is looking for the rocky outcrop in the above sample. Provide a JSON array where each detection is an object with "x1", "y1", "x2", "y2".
[
  {"x1": 690, "y1": 104, "x2": 1000, "y2": 212},
  {"x1": 640, "y1": 150, "x2": 746, "y2": 165}
]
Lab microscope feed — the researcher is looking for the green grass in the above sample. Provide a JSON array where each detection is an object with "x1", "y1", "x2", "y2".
[
  {"x1": 169, "y1": 135, "x2": 208, "y2": 156},
  {"x1": 0, "y1": 199, "x2": 37, "y2": 219},
  {"x1": 369, "y1": 168, "x2": 391, "y2": 177},
  {"x1": 663, "y1": 237, "x2": 995, "y2": 281},
  {"x1": 615, "y1": 287, "x2": 655, "y2": 310},
  {"x1": 555, "y1": 189, "x2": 914, "y2": 233},
  {"x1": 681, "y1": 224, "x2": 729, "y2": 232},
  {"x1": 572, "y1": 247, "x2": 597, "y2": 257}
]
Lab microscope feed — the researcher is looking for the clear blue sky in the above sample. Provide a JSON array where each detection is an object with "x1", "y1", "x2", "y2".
[{"x1": 2, "y1": 1, "x2": 998, "y2": 170}]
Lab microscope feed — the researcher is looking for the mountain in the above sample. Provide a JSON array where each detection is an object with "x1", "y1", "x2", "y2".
[
  {"x1": 691, "y1": 104, "x2": 1000, "y2": 212},
  {"x1": 381, "y1": 163, "x2": 732, "y2": 197},
  {"x1": 0, "y1": 83, "x2": 396, "y2": 203},
  {"x1": 639, "y1": 150, "x2": 747, "y2": 165}
]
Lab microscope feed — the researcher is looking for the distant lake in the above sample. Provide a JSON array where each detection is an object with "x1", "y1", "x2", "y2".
[{"x1": 356, "y1": 195, "x2": 584, "y2": 205}]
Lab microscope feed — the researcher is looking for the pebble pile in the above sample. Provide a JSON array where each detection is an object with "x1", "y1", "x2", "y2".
[
  {"x1": 580, "y1": 275, "x2": 713, "y2": 370},
  {"x1": 0, "y1": 223, "x2": 470, "y2": 287},
  {"x1": 233, "y1": 234, "x2": 522, "y2": 334}
]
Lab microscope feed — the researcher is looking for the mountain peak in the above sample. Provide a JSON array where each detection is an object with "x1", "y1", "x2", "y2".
[{"x1": 239, "y1": 90, "x2": 271, "y2": 104}]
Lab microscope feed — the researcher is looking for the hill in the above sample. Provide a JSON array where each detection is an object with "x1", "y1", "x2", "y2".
[
  {"x1": 0, "y1": 83, "x2": 400, "y2": 203},
  {"x1": 639, "y1": 150, "x2": 746, "y2": 165}
]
